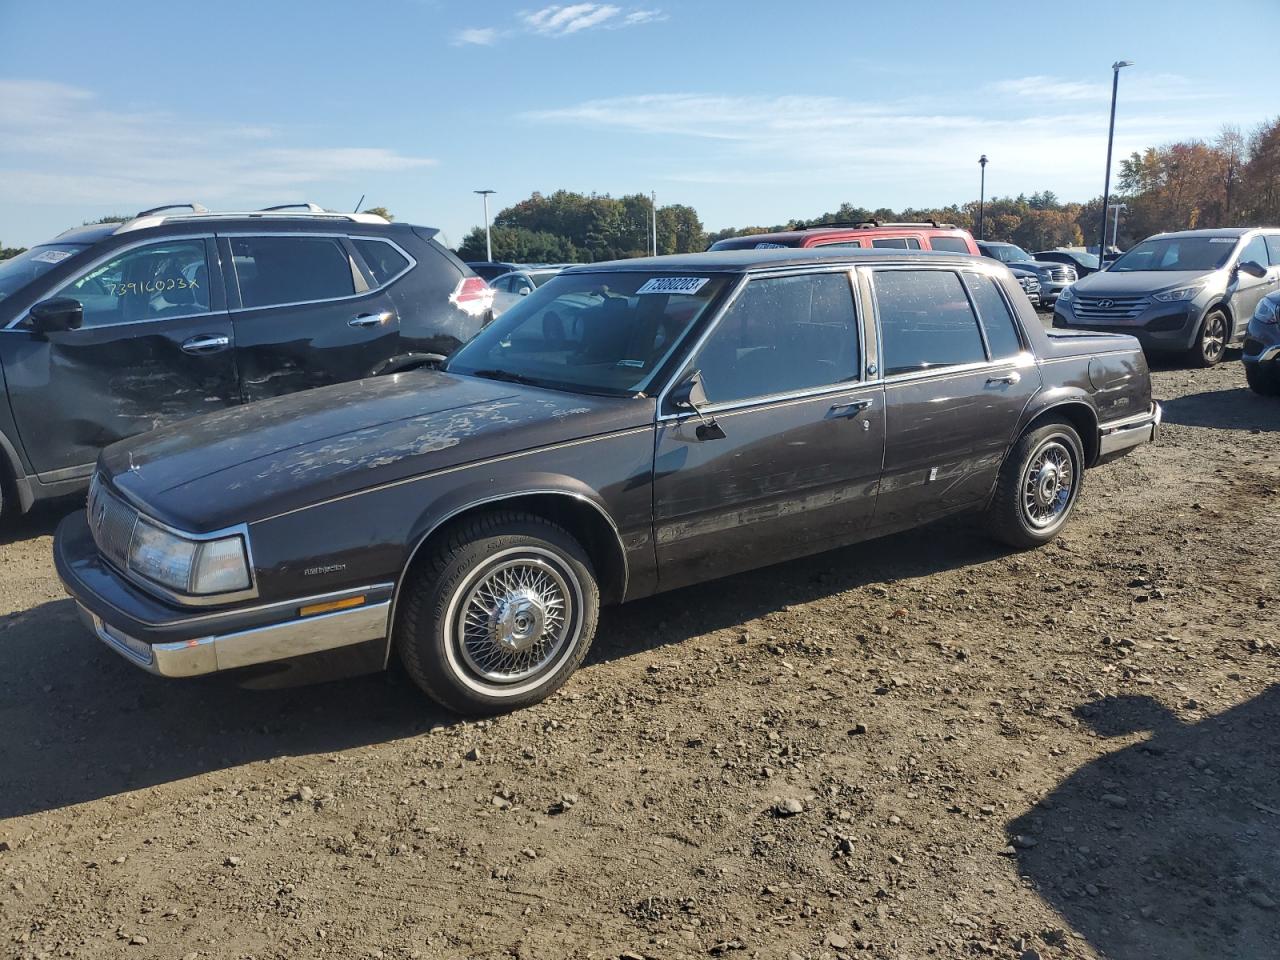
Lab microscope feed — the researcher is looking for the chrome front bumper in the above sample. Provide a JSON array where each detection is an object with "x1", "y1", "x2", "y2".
[
  {"x1": 77, "y1": 599, "x2": 390, "y2": 678},
  {"x1": 1098, "y1": 401, "x2": 1162, "y2": 458}
]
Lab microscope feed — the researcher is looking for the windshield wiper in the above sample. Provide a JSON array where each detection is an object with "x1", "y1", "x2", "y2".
[{"x1": 468, "y1": 368, "x2": 546, "y2": 387}]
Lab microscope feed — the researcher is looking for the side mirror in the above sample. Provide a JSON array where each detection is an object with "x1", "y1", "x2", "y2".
[
  {"x1": 1238, "y1": 259, "x2": 1268, "y2": 279},
  {"x1": 29, "y1": 297, "x2": 84, "y2": 333},
  {"x1": 519, "y1": 287, "x2": 531, "y2": 296},
  {"x1": 670, "y1": 370, "x2": 710, "y2": 412}
]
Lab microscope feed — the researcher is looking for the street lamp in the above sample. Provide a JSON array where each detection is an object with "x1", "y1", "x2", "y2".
[
  {"x1": 474, "y1": 189, "x2": 496, "y2": 261},
  {"x1": 977, "y1": 155, "x2": 988, "y2": 241},
  {"x1": 1097, "y1": 60, "x2": 1133, "y2": 258},
  {"x1": 1108, "y1": 202, "x2": 1128, "y2": 250}
]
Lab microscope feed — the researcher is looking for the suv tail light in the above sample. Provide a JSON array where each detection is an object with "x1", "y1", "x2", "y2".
[{"x1": 449, "y1": 276, "x2": 495, "y2": 318}]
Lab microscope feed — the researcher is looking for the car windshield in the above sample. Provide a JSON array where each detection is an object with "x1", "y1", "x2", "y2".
[
  {"x1": 1108, "y1": 237, "x2": 1237, "y2": 272},
  {"x1": 446, "y1": 270, "x2": 732, "y2": 396},
  {"x1": 984, "y1": 244, "x2": 1033, "y2": 263},
  {"x1": 0, "y1": 244, "x2": 89, "y2": 303}
]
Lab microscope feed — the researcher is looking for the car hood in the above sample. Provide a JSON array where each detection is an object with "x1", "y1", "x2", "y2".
[
  {"x1": 1071, "y1": 269, "x2": 1211, "y2": 296},
  {"x1": 101, "y1": 372, "x2": 654, "y2": 531}
]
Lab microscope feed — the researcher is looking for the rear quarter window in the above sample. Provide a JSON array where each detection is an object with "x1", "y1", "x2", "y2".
[
  {"x1": 352, "y1": 238, "x2": 410, "y2": 286},
  {"x1": 928, "y1": 236, "x2": 973, "y2": 254}
]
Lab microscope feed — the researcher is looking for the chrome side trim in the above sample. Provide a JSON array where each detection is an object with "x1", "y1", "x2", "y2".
[
  {"x1": 80, "y1": 600, "x2": 390, "y2": 678},
  {"x1": 1098, "y1": 402, "x2": 1161, "y2": 457},
  {"x1": 383, "y1": 490, "x2": 631, "y2": 669},
  {"x1": 80, "y1": 581, "x2": 394, "y2": 631},
  {"x1": 36, "y1": 462, "x2": 95, "y2": 484}
]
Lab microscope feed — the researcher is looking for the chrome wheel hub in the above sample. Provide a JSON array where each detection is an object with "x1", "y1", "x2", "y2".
[
  {"x1": 1022, "y1": 440, "x2": 1075, "y2": 529},
  {"x1": 455, "y1": 554, "x2": 574, "y2": 684},
  {"x1": 490, "y1": 588, "x2": 548, "y2": 654}
]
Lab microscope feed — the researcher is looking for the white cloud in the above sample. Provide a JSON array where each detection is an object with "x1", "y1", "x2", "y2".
[
  {"x1": 455, "y1": 4, "x2": 662, "y2": 46},
  {"x1": 452, "y1": 26, "x2": 499, "y2": 45},
  {"x1": 990, "y1": 72, "x2": 1219, "y2": 103},
  {"x1": 0, "y1": 79, "x2": 435, "y2": 208},
  {"x1": 521, "y1": 85, "x2": 1250, "y2": 203}
]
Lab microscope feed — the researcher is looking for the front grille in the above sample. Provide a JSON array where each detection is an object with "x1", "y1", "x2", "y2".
[
  {"x1": 1045, "y1": 266, "x2": 1077, "y2": 283},
  {"x1": 1073, "y1": 295, "x2": 1149, "y2": 322},
  {"x1": 1018, "y1": 276, "x2": 1041, "y2": 292},
  {"x1": 87, "y1": 476, "x2": 139, "y2": 572}
]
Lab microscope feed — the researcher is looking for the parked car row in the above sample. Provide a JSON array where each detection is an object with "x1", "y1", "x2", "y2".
[
  {"x1": 54, "y1": 244, "x2": 1161, "y2": 714},
  {"x1": 1052, "y1": 228, "x2": 1280, "y2": 368}
]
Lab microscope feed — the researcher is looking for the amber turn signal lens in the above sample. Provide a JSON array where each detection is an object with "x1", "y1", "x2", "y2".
[{"x1": 298, "y1": 595, "x2": 365, "y2": 617}]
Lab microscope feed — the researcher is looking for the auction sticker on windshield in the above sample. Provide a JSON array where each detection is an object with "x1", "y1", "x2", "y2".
[
  {"x1": 31, "y1": 250, "x2": 73, "y2": 264},
  {"x1": 636, "y1": 277, "x2": 710, "y2": 295}
]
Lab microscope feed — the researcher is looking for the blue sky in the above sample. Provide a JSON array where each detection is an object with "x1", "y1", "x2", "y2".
[{"x1": 1, "y1": 0, "x2": 1276, "y2": 249}]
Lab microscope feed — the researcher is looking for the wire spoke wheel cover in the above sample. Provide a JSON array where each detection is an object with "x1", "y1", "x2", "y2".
[
  {"x1": 446, "y1": 547, "x2": 583, "y2": 694},
  {"x1": 1021, "y1": 438, "x2": 1076, "y2": 530}
]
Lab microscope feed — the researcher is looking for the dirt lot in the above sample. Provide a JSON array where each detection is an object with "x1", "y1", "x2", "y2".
[{"x1": 1, "y1": 357, "x2": 1277, "y2": 960}]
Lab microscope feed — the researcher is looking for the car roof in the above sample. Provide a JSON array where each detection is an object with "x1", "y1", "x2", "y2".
[
  {"x1": 49, "y1": 224, "x2": 120, "y2": 244},
  {"x1": 1148, "y1": 228, "x2": 1254, "y2": 239},
  {"x1": 562, "y1": 248, "x2": 981, "y2": 274},
  {"x1": 720, "y1": 224, "x2": 969, "y2": 245}
]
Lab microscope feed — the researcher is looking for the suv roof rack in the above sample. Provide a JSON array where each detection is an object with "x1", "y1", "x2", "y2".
[
  {"x1": 259, "y1": 202, "x2": 327, "y2": 213},
  {"x1": 795, "y1": 218, "x2": 957, "y2": 231},
  {"x1": 113, "y1": 204, "x2": 391, "y2": 235}
]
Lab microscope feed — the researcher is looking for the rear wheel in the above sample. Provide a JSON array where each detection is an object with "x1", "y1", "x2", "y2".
[
  {"x1": 1188, "y1": 308, "x2": 1229, "y2": 367},
  {"x1": 395, "y1": 511, "x2": 599, "y2": 715},
  {"x1": 985, "y1": 421, "x2": 1085, "y2": 549},
  {"x1": 1246, "y1": 361, "x2": 1280, "y2": 396}
]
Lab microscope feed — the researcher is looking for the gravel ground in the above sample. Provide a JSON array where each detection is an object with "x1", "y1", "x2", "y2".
[{"x1": 0, "y1": 356, "x2": 1277, "y2": 960}]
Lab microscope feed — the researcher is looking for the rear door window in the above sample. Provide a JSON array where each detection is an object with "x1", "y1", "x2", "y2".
[
  {"x1": 872, "y1": 237, "x2": 922, "y2": 250},
  {"x1": 231, "y1": 236, "x2": 358, "y2": 309},
  {"x1": 961, "y1": 271, "x2": 1023, "y2": 359},
  {"x1": 928, "y1": 236, "x2": 972, "y2": 254},
  {"x1": 351, "y1": 238, "x2": 410, "y2": 286},
  {"x1": 873, "y1": 269, "x2": 988, "y2": 376},
  {"x1": 51, "y1": 240, "x2": 210, "y2": 328}
]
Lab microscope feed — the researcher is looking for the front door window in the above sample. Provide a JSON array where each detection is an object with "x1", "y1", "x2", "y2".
[{"x1": 52, "y1": 240, "x2": 210, "y2": 327}]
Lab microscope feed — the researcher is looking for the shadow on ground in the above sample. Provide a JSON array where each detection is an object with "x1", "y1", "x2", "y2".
[
  {"x1": 1162, "y1": 385, "x2": 1280, "y2": 432},
  {"x1": 0, "y1": 518, "x2": 1002, "y2": 820},
  {"x1": 1010, "y1": 689, "x2": 1280, "y2": 960}
]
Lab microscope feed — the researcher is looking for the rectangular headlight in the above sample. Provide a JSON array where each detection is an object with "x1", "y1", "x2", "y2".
[
  {"x1": 128, "y1": 519, "x2": 197, "y2": 592},
  {"x1": 127, "y1": 520, "x2": 250, "y2": 596}
]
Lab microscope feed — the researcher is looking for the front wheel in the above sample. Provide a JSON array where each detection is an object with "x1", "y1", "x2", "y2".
[
  {"x1": 1246, "y1": 361, "x2": 1280, "y2": 396},
  {"x1": 985, "y1": 421, "x2": 1085, "y2": 549},
  {"x1": 395, "y1": 511, "x2": 599, "y2": 715},
  {"x1": 1188, "y1": 309, "x2": 1229, "y2": 368}
]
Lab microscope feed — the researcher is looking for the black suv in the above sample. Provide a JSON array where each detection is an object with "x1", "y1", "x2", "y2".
[{"x1": 0, "y1": 203, "x2": 492, "y2": 520}]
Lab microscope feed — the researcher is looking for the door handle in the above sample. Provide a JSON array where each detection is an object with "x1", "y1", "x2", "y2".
[
  {"x1": 180, "y1": 334, "x2": 231, "y2": 355},
  {"x1": 828, "y1": 399, "x2": 874, "y2": 418},
  {"x1": 986, "y1": 372, "x2": 1022, "y2": 386},
  {"x1": 349, "y1": 310, "x2": 393, "y2": 328}
]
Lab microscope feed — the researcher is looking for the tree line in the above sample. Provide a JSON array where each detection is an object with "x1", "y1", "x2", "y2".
[{"x1": 456, "y1": 115, "x2": 1280, "y2": 262}]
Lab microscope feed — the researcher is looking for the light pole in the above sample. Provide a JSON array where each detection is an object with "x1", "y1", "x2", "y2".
[
  {"x1": 1098, "y1": 60, "x2": 1133, "y2": 258},
  {"x1": 977, "y1": 155, "x2": 988, "y2": 241},
  {"x1": 651, "y1": 191, "x2": 658, "y2": 256},
  {"x1": 474, "y1": 189, "x2": 496, "y2": 261},
  {"x1": 1108, "y1": 202, "x2": 1127, "y2": 250}
]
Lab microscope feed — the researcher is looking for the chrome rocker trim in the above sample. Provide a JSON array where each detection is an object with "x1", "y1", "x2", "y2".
[
  {"x1": 79, "y1": 599, "x2": 390, "y2": 678},
  {"x1": 1098, "y1": 401, "x2": 1162, "y2": 458}
]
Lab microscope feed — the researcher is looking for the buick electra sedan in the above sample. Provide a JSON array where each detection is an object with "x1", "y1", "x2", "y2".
[{"x1": 55, "y1": 249, "x2": 1161, "y2": 714}]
